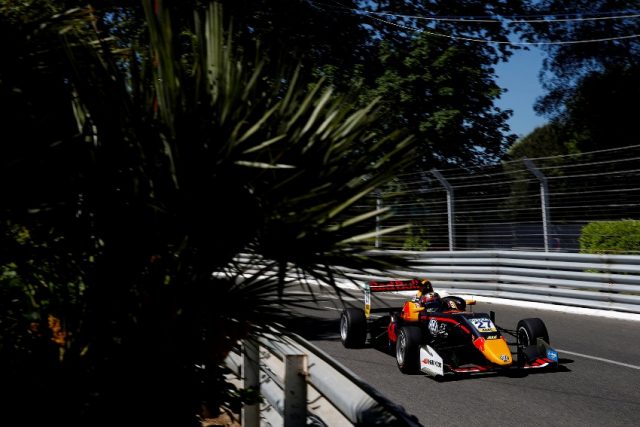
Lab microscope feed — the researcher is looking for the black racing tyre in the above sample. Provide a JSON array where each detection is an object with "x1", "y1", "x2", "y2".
[
  {"x1": 517, "y1": 318, "x2": 550, "y2": 347},
  {"x1": 340, "y1": 308, "x2": 367, "y2": 348},
  {"x1": 396, "y1": 326, "x2": 422, "y2": 374}
]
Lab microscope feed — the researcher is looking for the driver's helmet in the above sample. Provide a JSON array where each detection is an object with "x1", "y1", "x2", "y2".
[{"x1": 420, "y1": 292, "x2": 441, "y2": 311}]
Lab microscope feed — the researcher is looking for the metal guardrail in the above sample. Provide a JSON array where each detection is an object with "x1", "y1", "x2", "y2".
[
  {"x1": 345, "y1": 250, "x2": 640, "y2": 314},
  {"x1": 224, "y1": 329, "x2": 422, "y2": 426},
  {"x1": 233, "y1": 250, "x2": 640, "y2": 314}
]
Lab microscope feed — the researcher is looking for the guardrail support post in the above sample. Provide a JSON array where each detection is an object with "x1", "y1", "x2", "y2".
[
  {"x1": 523, "y1": 157, "x2": 551, "y2": 252},
  {"x1": 242, "y1": 339, "x2": 260, "y2": 427},
  {"x1": 283, "y1": 354, "x2": 308, "y2": 426},
  {"x1": 431, "y1": 169, "x2": 455, "y2": 251}
]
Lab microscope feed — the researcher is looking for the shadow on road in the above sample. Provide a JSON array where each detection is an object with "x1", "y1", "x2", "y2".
[{"x1": 280, "y1": 315, "x2": 341, "y2": 341}]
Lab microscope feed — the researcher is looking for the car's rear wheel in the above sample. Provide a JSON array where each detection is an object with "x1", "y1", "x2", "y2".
[
  {"x1": 517, "y1": 318, "x2": 550, "y2": 347},
  {"x1": 396, "y1": 326, "x2": 422, "y2": 374},
  {"x1": 340, "y1": 308, "x2": 367, "y2": 348}
]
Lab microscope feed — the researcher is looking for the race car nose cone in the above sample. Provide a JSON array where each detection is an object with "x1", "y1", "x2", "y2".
[{"x1": 474, "y1": 337, "x2": 512, "y2": 366}]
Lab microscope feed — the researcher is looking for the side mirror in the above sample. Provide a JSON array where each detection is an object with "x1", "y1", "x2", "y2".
[{"x1": 465, "y1": 299, "x2": 476, "y2": 306}]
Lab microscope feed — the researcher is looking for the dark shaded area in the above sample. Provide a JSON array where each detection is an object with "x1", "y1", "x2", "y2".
[{"x1": 281, "y1": 313, "x2": 342, "y2": 341}]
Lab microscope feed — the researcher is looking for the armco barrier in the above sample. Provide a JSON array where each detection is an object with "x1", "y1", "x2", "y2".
[
  {"x1": 235, "y1": 250, "x2": 640, "y2": 313},
  {"x1": 349, "y1": 250, "x2": 640, "y2": 314},
  {"x1": 224, "y1": 329, "x2": 422, "y2": 427}
]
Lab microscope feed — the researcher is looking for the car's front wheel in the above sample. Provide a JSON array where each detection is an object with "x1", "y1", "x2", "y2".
[
  {"x1": 396, "y1": 326, "x2": 422, "y2": 374},
  {"x1": 517, "y1": 318, "x2": 550, "y2": 347}
]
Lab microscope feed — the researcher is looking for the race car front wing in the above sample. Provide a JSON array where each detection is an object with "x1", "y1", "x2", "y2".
[{"x1": 419, "y1": 338, "x2": 559, "y2": 377}]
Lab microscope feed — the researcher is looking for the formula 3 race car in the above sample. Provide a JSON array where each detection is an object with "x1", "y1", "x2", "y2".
[{"x1": 339, "y1": 279, "x2": 559, "y2": 378}]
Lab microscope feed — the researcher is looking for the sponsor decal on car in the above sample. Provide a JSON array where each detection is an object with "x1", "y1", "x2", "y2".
[
  {"x1": 438, "y1": 323, "x2": 448, "y2": 337},
  {"x1": 500, "y1": 354, "x2": 510, "y2": 362},
  {"x1": 546, "y1": 349, "x2": 559, "y2": 362},
  {"x1": 469, "y1": 318, "x2": 497, "y2": 333},
  {"x1": 487, "y1": 335, "x2": 498, "y2": 340},
  {"x1": 422, "y1": 358, "x2": 442, "y2": 368},
  {"x1": 428, "y1": 319, "x2": 439, "y2": 335}
]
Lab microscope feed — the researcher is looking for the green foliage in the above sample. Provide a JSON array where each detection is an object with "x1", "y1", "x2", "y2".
[
  {"x1": 0, "y1": 2, "x2": 417, "y2": 426},
  {"x1": 505, "y1": 123, "x2": 577, "y2": 161},
  {"x1": 11, "y1": 0, "x2": 522, "y2": 169},
  {"x1": 560, "y1": 65, "x2": 640, "y2": 152},
  {"x1": 579, "y1": 220, "x2": 640, "y2": 255},
  {"x1": 403, "y1": 227, "x2": 430, "y2": 251},
  {"x1": 524, "y1": 0, "x2": 640, "y2": 153},
  {"x1": 527, "y1": 0, "x2": 640, "y2": 114},
  {"x1": 371, "y1": 35, "x2": 515, "y2": 166}
]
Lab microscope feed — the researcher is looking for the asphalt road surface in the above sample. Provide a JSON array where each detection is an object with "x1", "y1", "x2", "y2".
[{"x1": 283, "y1": 288, "x2": 640, "y2": 427}]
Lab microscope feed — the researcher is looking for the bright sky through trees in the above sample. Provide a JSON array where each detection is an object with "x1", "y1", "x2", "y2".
[{"x1": 495, "y1": 46, "x2": 547, "y2": 138}]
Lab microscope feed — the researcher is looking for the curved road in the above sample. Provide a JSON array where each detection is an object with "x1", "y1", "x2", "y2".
[{"x1": 287, "y1": 290, "x2": 640, "y2": 427}]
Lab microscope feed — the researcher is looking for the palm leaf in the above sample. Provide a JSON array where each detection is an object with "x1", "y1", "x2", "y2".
[{"x1": 0, "y1": 1, "x2": 421, "y2": 424}]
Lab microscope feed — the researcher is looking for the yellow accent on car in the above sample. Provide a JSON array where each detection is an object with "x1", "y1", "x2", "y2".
[{"x1": 481, "y1": 338, "x2": 512, "y2": 366}]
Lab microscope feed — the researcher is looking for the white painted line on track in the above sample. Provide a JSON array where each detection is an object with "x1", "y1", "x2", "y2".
[
  {"x1": 556, "y1": 349, "x2": 640, "y2": 371},
  {"x1": 460, "y1": 296, "x2": 640, "y2": 322}
]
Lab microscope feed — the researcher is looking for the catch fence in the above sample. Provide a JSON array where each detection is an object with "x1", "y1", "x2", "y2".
[{"x1": 363, "y1": 144, "x2": 640, "y2": 253}]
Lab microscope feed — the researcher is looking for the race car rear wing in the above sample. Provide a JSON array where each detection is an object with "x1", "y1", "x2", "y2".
[
  {"x1": 368, "y1": 279, "x2": 427, "y2": 293},
  {"x1": 363, "y1": 278, "x2": 476, "y2": 318},
  {"x1": 364, "y1": 279, "x2": 428, "y2": 318}
]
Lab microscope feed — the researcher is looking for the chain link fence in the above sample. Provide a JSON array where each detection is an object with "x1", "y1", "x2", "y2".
[{"x1": 361, "y1": 144, "x2": 640, "y2": 253}]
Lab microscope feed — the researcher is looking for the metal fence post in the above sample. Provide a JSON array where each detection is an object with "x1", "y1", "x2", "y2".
[
  {"x1": 283, "y1": 354, "x2": 308, "y2": 426},
  {"x1": 524, "y1": 157, "x2": 551, "y2": 252},
  {"x1": 431, "y1": 169, "x2": 455, "y2": 251},
  {"x1": 242, "y1": 339, "x2": 260, "y2": 427}
]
